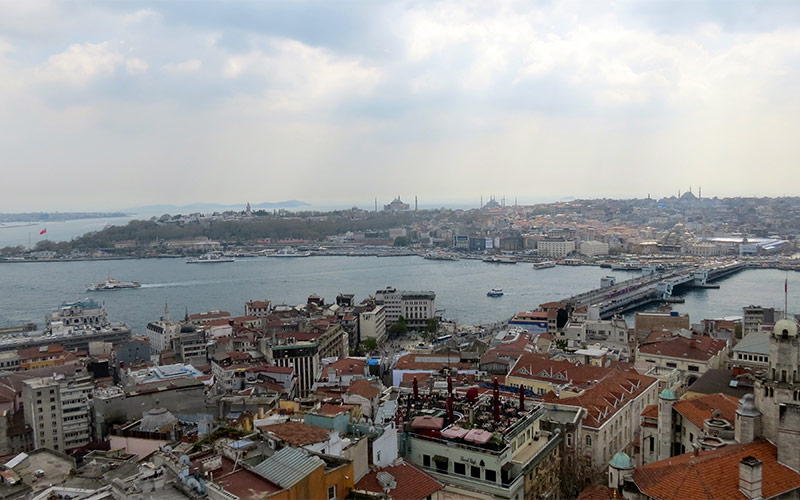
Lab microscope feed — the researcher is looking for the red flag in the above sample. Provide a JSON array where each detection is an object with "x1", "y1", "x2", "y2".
[{"x1": 39, "y1": 228, "x2": 47, "y2": 235}]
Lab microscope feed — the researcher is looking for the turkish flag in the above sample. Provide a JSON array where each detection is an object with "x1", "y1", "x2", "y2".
[{"x1": 39, "y1": 228, "x2": 46, "y2": 235}]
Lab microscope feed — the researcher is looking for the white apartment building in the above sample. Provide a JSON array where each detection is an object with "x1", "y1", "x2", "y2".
[
  {"x1": 579, "y1": 240, "x2": 609, "y2": 257},
  {"x1": 375, "y1": 288, "x2": 436, "y2": 330},
  {"x1": 22, "y1": 374, "x2": 94, "y2": 452},
  {"x1": 537, "y1": 239, "x2": 576, "y2": 257},
  {"x1": 359, "y1": 305, "x2": 387, "y2": 344},
  {"x1": 145, "y1": 318, "x2": 182, "y2": 353}
]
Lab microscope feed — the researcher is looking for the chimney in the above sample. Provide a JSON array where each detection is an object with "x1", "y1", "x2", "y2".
[{"x1": 739, "y1": 456, "x2": 763, "y2": 500}]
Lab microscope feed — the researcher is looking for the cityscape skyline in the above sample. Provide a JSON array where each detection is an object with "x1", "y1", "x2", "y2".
[{"x1": 1, "y1": 1, "x2": 799, "y2": 211}]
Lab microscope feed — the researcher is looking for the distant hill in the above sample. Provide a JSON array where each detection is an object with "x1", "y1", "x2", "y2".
[{"x1": 125, "y1": 200, "x2": 311, "y2": 213}]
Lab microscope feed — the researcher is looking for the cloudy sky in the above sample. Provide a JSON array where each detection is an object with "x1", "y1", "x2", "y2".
[{"x1": 1, "y1": 0, "x2": 799, "y2": 211}]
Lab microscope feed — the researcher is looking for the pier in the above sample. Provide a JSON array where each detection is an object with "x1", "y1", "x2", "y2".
[{"x1": 563, "y1": 261, "x2": 745, "y2": 319}]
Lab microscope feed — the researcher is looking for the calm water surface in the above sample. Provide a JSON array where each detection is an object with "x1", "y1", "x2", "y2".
[{"x1": 0, "y1": 257, "x2": 796, "y2": 334}]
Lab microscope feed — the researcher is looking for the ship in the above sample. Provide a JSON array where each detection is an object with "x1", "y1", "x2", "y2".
[
  {"x1": 423, "y1": 252, "x2": 459, "y2": 261},
  {"x1": 611, "y1": 260, "x2": 643, "y2": 271},
  {"x1": 483, "y1": 256, "x2": 517, "y2": 264},
  {"x1": 87, "y1": 278, "x2": 141, "y2": 291},
  {"x1": 487, "y1": 288, "x2": 504, "y2": 297},
  {"x1": 532, "y1": 261, "x2": 556, "y2": 269},
  {"x1": 268, "y1": 247, "x2": 312, "y2": 257},
  {"x1": 186, "y1": 252, "x2": 236, "y2": 264}
]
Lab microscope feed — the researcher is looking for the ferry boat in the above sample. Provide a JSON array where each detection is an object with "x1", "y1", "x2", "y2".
[
  {"x1": 487, "y1": 288, "x2": 504, "y2": 297},
  {"x1": 423, "y1": 252, "x2": 459, "y2": 261},
  {"x1": 483, "y1": 256, "x2": 517, "y2": 264},
  {"x1": 532, "y1": 261, "x2": 556, "y2": 269},
  {"x1": 186, "y1": 252, "x2": 235, "y2": 264},
  {"x1": 87, "y1": 278, "x2": 141, "y2": 291},
  {"x1": 611, "y1": 260, "x2": 643, "y2": 271},
  {"x1": 268, "y1": 247, "x2": 312, "y2": 257}
]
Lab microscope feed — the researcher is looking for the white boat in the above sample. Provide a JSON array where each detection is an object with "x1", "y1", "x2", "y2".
[
  {"x1": 487, "y1": 288, "x2": 504, "y2": 297},
  {"x1": 423, "y1": 252, "x2": 459, "y2": 261},
  {"x1": 533, "y1": 261, "x2": 556, "y2": 269},
  {"x1": 186, "y1": 252, "x2": 235, "y2": 264},
  {"x1": 87, "y1": 278, "x2": 141, "y2": 291},
  {"x1": 268, "y1": 247, "x2": 312, "y2": 257}
]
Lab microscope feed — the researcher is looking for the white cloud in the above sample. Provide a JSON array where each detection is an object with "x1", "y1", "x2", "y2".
[
  {"x1": 125, "y1": 57, "x2": 148, "y2": 74},
  {"x1": 37, "y1": 41, "x2": 123, "y2": 86},
  {"x1": 164, "y1": 58, "x2": 202, "y2": 72}
]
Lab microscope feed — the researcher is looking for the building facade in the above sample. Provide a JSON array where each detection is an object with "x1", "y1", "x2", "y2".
[{"x1": 22, "y1": 373, "x2": 94, "y2": 452}]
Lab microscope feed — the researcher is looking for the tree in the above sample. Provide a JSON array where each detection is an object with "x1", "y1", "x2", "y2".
[
  {"x1": 393, "y1": 236, "x2": 409, "y2": 247},
  {"x1": 389, "y1": 316, "x2": 408, "y2": 337},
  {"x1": 362, "y1": 338, "x2": 378, "y2": 352},
  {"x1": 425, "y1": 318, "x2": 438, "y2": 334}
]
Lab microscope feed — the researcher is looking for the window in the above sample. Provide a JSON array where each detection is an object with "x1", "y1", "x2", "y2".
[
  {"x1": 423, "y1": 454, "x2": 430, "y2": 467},
  {"x1": 485, "y1": 469, "x2": 497, "y2": 482},
  {"x1": 649, "y1": 437, "x2": 654, "y2": 453},
  {"x1": 666, "y1": 362, "x2": 677, "y2": 368},
  {"x1": 376, "y1": 451, "x2": 381, "y2": 463},
  {"x1": 454, "y1": 462, "x2": 466, "y2": 475},
  {"x1": 586, "y1": 435, "x2": 592, "y2": 446},
  {"x1": 471, "y1": 466, "x2": 480, "y2": 478},
  {"x1": 566, "y1": 433, "x2": 573, "y2": 447},
  {"x1": 327, "y1": 486, "x2": 336, "y2": 500},
  {"x1": 688, "y1": 365, "x2": 699, "y2": 372}
]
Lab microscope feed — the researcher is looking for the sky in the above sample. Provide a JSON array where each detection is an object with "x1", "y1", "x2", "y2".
[{"x1": 1, "y1": 0, "x2": 799, "y2": 212}]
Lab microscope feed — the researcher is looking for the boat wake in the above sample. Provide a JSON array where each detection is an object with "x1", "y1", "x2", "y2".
[{"x1": 140, "y1": 279, "x2": 236, "y2": 288}]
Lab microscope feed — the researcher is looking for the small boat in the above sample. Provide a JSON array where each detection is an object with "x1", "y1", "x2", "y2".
[
  {"x1": 87, "y1": 278, "x2": 141, "y2": 291},
  {"x1": 487, "y1": 288, "x2": 504, "y2": 297},
  {"x1": 268, "y1": 247, "x2": 312, "y2": 257},
  {"x1": 186, "y1": 252, "x2": 235, "y2": 264},
  {"x1": 533, "y1": 261, "x2": 556, "y2": 269}
]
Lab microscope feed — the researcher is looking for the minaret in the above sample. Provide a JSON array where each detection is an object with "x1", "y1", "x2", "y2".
[
  {"x1": 657, "y1": 388, "x2": 677, "y2": 460},
  {"x1": 415, "y1": 196, "x2": 418, "y2": 212},
  {"x1": 698, "y1": 186, "x2": 702, "y2": 199},
  {"x1": 480, "y1": 195, "x2": 483, "y2": 208},
  {"x1": 164, "y1": 300, "x2": 170, "y2": 322},
  {"x1": 374, "y1": 198, "x2": 377, "y2": 212}
]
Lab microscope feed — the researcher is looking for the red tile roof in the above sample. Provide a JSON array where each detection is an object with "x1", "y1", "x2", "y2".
[
  {"x1": 641, "y1": 404, "x2": 658, "y2": 419},
  {"x1": 638, "y1": 334, "x2": 727, "y2": 362},
  {"x1": 215, "y1": 468, "x2": 282, "y2": 499},
  {"x1": 540, "y1": 368, "x2": 657, "y2": 428},
  {"x1": 394, "y1": 353, "x2": 473, "y2": 371},
  {"x1": 508, "y1": 353, "x2": 613, "y2": 389},
  {"x1": 633, "y1": 440, "x2": 800, "y2": 499},
  {"x1": 258, "y1": 421, "x2": 330, "y2": 446},
  {"x1": 327, "y1": 358, "x2": 366, "y2": 376},
  {"x1": 319, "y1": 403, "x2": 356, "y2": 416},
  {"x1": 348, "y1": 378, "x2": 381, "y2": 399},
  {"x1": 355, "y1": 461, "x2": 443, "y2": 500},
  {"x1": 577, "y1": 484, "x2": 617, "y2": 500},
  {"x1": 673, "y1": 393, "x2": 739, "y2": 430}
]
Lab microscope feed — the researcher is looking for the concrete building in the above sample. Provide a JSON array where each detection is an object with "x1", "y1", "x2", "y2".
[
  {"x1": 359, "y1": 305, "x2": 387, "y2": 345},
  {"x1": 22, "y1": 373, "x2": 94, "y2": 452},
  {"x1": 633, "y1": 312, "x2": 690, "y2": 341},
  {"x1": 636, "y1": 331, "x2": 728, "y2": 386},
  {"x1": 537, "y1": 239, "x2": 576, "y2": 258},
  {"x1": 375, "y1": 288, "x2": 436, "y2": 331},
  {"x1": 743, "y1": 305, "x2": 780, "y2": 336},
  {"x1": 730, "y1": 331, "x2": 770, "y2": 372},
  {"x1": 244, "y1": 300, "x2": 271, "y2": 318},
  {"x1": 144, "y1": 307, "x2": 182, "y2": 354},
  {"x1": 579, "y1": 240, "x2": 609, "y2": 257}
]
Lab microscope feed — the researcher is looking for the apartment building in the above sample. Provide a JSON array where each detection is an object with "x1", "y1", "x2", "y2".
[
  {"x1": 537, "y1": 239, "x2": 576, "y2": 257},
  {"x1": 375, "y1": 287, "x2": 436, "y2": 330},
  {"x1": 22, "y1": 373, "x2": 93, "y2": 452},
  {"x1": 359, "y1": 305, "x2": 387, "y2": 344}
]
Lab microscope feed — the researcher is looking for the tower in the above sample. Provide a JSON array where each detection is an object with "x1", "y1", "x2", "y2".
[
  {"x1": 415, "y1": 195, "x2": 418, "y2": 212},
  {"x1": 735, "y1": 394, "x2": 761, "y2": 444},
  {"x1": 657, "y1": 388, "x2": 677, "y2": 460}
]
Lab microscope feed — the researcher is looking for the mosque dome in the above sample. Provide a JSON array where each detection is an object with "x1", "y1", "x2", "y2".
[
  {"x1": 659, "y1": 388, "x2": 677, "y2": 401},
  {"x1": 774, "y1": 318, "x2": 798, "y2": 339},
  {"x1": 140, "y1": 406, "x2": 178, "y2": 433},
  {"x1": 609, "y1": 452, "x2": 633, "y2": 470}
]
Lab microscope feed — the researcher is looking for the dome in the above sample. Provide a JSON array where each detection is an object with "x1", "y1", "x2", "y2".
[
  {"x1": 140, "y1": 407, "x2": 178, "y2": 433},
  {"x1": 609, "y1": 452, "x2": 633, "y2": 470},
  {"x1": 774, "y1": 319, "x2": 798, "y2": 339},
  {"x1": 180, "y1": 323, "x2": 196, "y2": 333},
  {"x1": 659, "y1": 388, "x2": 677, "y2": 401}
]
